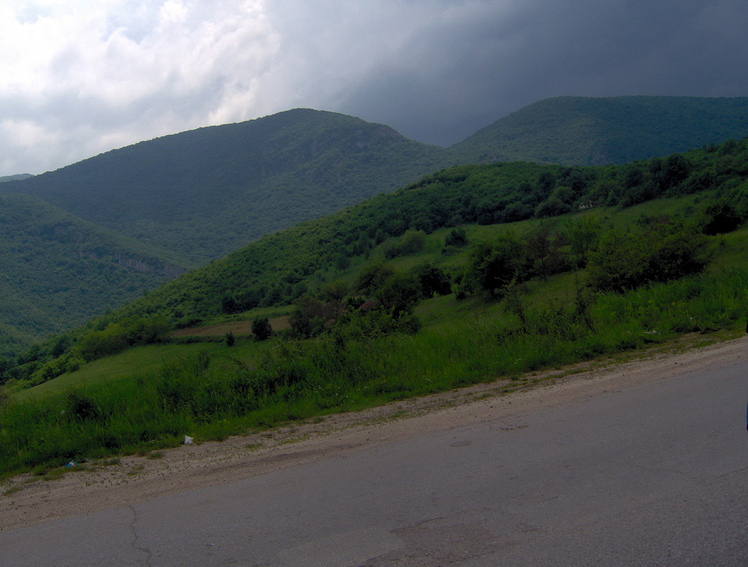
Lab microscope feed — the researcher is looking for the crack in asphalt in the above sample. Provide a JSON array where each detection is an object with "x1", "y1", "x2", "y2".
[{"x1": 128, "y1": 505, "x2": 152, "y2": 567}]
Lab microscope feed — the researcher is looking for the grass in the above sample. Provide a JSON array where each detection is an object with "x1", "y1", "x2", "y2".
[{"x1": 2, "y1": 262, "x2": 745, "y2": 479}]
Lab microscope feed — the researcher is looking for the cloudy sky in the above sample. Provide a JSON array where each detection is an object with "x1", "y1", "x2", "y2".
[{"x1": 2, "y1": 0, "x2": 748, "y2": 176}]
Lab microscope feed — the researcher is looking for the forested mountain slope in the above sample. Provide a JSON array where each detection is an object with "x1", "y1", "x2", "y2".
[
  {"x1": 2, "y1": 97, "x2": 748, "y2": 355},
  {"x1": 6, "y1": 97, "x2": 748, "y2": 266},
  {"x1": 452, "y1": 96, "x2": 748, "y2": 166},
  {"x1": 0, "y1": 194, "x2": 186, "y2": 355},
  {"x1": 93, "y1": 136, "x2": 748, "y2": 330},
  {"x1": 1, "y1": 110, "x2": 453, "y2": 264}
]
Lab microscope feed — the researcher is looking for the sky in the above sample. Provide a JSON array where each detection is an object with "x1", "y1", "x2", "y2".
[{"x1": 2, "y1": 0, "x2": 748, "y2": 176}]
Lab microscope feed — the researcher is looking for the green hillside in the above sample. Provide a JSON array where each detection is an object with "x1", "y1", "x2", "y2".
[
  {"x1": 2, "y1": 136, "x2": 748, "y2": 476},
  {"x1": 0, "y1": 193, "x2": 187, "y2": 355},
  {"x1": 1, "y1": 97, "x2": 748, "y2": 360},
  {"x1": 452, "y1": 96, "x2": 748, "y2": 166},
  {"x1": 2, "y1": 109, "x2": 453, "y2": 264},
  {"x1": 86, "y1": 135, "x2": 746, "y2": 330},
  {"x1": 11, "y1": 135, "x2": 744, "y2": 358},
  {"x1": 7, "y1": 97, "x2": 748, "y2": 267}
]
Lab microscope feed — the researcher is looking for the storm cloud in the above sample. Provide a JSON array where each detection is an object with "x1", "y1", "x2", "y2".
[{"x1": 2, "y1": 0, "x2": 748, "y2": 176}]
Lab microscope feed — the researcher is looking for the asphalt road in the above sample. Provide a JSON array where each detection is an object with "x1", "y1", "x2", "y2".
[{"x1": 2, "y1": 353, "x2": 747, "y2": 566}]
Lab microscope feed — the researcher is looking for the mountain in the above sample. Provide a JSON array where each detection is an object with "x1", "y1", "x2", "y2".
[
  {"x1": 2, "y1": 96, "x2": 748, "y2": 354},
  {"x1": 2, "y1": 109, "x2": 454, "y2": 264},
  {"x1": 0, "y1": 174, "x2": 33, "y2": 183},
  {"x1": 451, "y1": 96, "x2": 748, "y2": 166},
  {"x1": 0, "y1": 193, "x2": 186, "y2": 356},
  {"x1": 6, "y1": 98, "x2": 748, "y2": 267}
]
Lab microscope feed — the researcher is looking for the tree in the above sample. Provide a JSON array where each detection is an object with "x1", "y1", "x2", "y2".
[
  {"x1": 587, "y1": 218, "x2": 712, "y2": 292},
  {"x1": 525, "y1": 225, "x2": 566, "y2": 280},
  {"x1": 564, "y1": 215, "x2": 601, "y2": 268},
  {"x1": 376, "y1": 272, "x2": 423, "y2": 318},
  {"x1": 356, "y1": 263, "x2": 394, "y2": 296},
  {"x1": 412, "y1": 262, "x2": 452, "y2": 297},
  {"x1": 702, "y1": 199, "x2": 743, "y2": 235},
  {"x1": 444, "y1": 227, "x2": 468, "y2": 248},
  {"x1": 251, "y1": 317, "x2": 273, "y2": 341},
  {"x1": 462, "y1": 233, "x2": 527, "y2": 297}
]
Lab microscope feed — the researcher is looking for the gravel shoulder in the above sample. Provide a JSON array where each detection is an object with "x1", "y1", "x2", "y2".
[{"x1": 2, "y1": 335, "x2": 745, "y2": 532}]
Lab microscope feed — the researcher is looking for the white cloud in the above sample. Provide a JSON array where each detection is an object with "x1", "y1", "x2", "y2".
[{"x1": 0, "y1": 0, "x2": 281, "y2": 174}]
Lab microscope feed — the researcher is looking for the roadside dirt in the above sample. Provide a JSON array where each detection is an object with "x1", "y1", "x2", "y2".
[{"x1": 2, "y1": 336, "x2": 745, "y2": 532}]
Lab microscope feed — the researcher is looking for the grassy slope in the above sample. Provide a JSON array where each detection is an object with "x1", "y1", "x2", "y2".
[
  {"x1": 20, "y1": 193, "x2": 747, "y2": 401},
  {"x1": 452, "y1": 96, "x2": 748, "y2": 165},
  {"x1": 3, "y1": 181, "x2": 748, "y2": 476}
]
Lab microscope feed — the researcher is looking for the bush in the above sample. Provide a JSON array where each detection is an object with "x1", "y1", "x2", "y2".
[
  {"x1": 412, "y1": 263, "x2": 452, "y2": 297},
  {"x1": 375, "y1": 272, "x2": 423, "y2": 318},
  {"x1": 461, "y1": 233, "x2": 528, "y2": 297},
  {"x1": 382, "y1": 230, "x2": 426, "y2": 259},
  {"x1": 356, "y1": 263, "x2": 394, "y2": 296},
  {"x1": 701, "y1": 199, "x2": 743, "y2": 235},
  {"x1": 444, "y1": 227, "x2": 468, "y2": 248},
  {"x1": 251, "y1": 317, "x2": 273, "y2": 341},
  {"x1": 587, "y1": 218, "x2": 712, "y2": 292}
]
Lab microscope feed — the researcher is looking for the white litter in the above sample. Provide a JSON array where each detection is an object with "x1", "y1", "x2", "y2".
[{"x1": 184, "y1": 435, "x2": 194, "y2": 445}]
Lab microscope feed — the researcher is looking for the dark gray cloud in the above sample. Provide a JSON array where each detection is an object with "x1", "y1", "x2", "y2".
[
  {"x1": 335, "y1": 0, "x2": 748, "y2": 145},
  {"x1": 2, "y1": 0, "x2": 748, "y2": 175}
]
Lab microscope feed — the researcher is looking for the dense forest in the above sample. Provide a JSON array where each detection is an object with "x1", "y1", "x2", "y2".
[
  {"x1": 4, "y1": 97, "x2": 748, "y2": 264},
  {"x1": 0, "y1": 194, "x2": 186, "y2": 356}
]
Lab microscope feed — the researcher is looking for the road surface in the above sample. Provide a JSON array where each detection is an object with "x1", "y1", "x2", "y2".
[{"x1": 2, "y1": 343, "x2": 747, "y2": 566}]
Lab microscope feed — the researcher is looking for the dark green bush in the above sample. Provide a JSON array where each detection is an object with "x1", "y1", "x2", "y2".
[
  {"x1": 587, "y1": 217, "x2": 712, "y2": 292},
  {"x1": 251, "y1": 317, "x2": 273, "y2": 341}
]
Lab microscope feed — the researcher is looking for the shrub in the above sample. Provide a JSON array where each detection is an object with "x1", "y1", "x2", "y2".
[
  {"x1": 251, "y1": 317, "x2": 273, "y2": 341},
  {"x1": 375, "y1": 272, "x2": 423, "y2": 317},
  {"x1": 382, "y1": 230, "x2": 426, "y2": 259},
  {"x1": 461, "y1": 233, "x2": 528, "y2": 297},
  {"x1": 587, "y1": 217, "x2": 712, "y2": 292},
  {"x1": 412, "y1": 263, "x2": 452, "y2": 297},
  {"x1": 444, "y1": 227, "x2": 468, "y2": 248},
  {"x1": 701, "y1": 199, "x2": 743, "y2": 235},
  {"x1": 356, "y1": 263, "x2": 394, "y2": 296}
]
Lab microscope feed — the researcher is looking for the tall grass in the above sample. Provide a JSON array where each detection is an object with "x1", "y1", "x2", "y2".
[{"x1": 2, "y1": 267, "x2": 746, "y2": 478}]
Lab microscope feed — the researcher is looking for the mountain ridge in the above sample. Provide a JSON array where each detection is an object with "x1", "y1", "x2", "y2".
[
  {"x1": 451, "y1": 95, "x2": 748, "y2": 165},
  {"x1": 1, "y1": 109, "x2": 454, "y2": 263}
]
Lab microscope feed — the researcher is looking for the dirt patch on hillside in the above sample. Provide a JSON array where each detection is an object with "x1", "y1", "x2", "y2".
[
  {"x1": 171, "y1": 316, "x2": 290, "y2": 337},
  {"x1": 1, "y1": 336, "x2": 745, "y2": 532}
]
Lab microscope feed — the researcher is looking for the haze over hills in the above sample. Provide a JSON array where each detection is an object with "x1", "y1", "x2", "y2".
[
  {"x1": 0, "y1": 174, "x2": 33, "y2": 183},
  {"x1": 2, "y1": 95, "x2": 748, "y2": 354}
]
